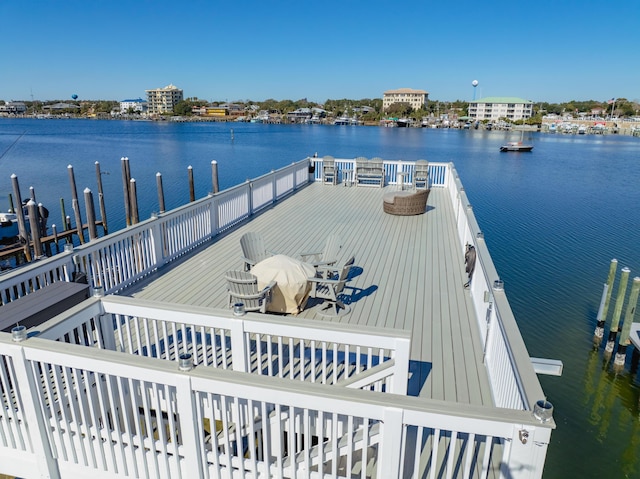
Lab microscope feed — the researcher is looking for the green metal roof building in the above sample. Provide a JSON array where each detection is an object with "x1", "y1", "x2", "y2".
[{"x1": 469, "y1": 96, "x2": 533, "y2": 121}]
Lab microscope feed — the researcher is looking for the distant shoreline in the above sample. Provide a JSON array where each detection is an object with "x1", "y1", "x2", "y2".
[{"x1": 2, "y1": 114, "x2": 640, "y2": 136}]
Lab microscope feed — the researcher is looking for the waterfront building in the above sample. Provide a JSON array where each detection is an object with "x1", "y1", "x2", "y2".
[
  {"x1": 0, "y1": 101, "x2": 27, "y2": 114},
  {"x1": 41, "y1": 102, "x2": 81, "y2": 114},
  {"x1": 286, "y1": 107, "x2": 312, "y2": 123},
  {"x1": 468, "y1": 97, "x2": 533, "y2": 122},
  {"x1": 145, "y1": 83, "x2": 184, "y2": 115},
  {"x1": 383, "y1": 88, "x2": 428, "y2": 111},
  {"x1": 119, "y1": 98, "x2": 147, "y2": 114}
]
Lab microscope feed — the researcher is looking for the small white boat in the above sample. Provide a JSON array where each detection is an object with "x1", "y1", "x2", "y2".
[
  {"x1": 500, "y1": 141, "x2": 533, "y2": 152},
  {"x1": 500, "y1": 130, "x2": 533, "y2": 152}
]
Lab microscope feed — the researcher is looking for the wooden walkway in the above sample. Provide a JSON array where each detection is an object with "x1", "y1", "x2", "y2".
[{"x1": 125, "y1": 183, "x2": 493, "y2": 406}]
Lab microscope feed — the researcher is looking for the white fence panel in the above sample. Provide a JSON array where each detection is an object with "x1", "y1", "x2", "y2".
[{"x1": 34, "y1": 296, "x2": 410, "y2": 394}]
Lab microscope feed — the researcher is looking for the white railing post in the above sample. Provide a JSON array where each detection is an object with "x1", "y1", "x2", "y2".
[
  {"x1": 379, "y1": 407, "x2": 404, "y2": 478},
  {"x1": 245, "y1": 180, "x2": 253, "y2": 215},
  {"x1": 271, "y1": 170, "x2": 277, "y2": 204},
  {"x1": 502, "y1": 424, "x2": 550, "y2": 479},
  {"x1": 209, "y1": 194, "x2": 219, "y2": 237},
  {"x1": 150, "y1": 214, "x2": 165, "y2": 268},
  {"x1": 392, "y1": 336, "x2": 411, "y2": 395},
  {"x1": 230, "y1": 319, "x2": 248, "y2": 372},
  {"x1": 10, "y1": 344, "x2": 62, "y2": 479},
  {"x1": 174, "y1": 374, "x2": 205, "y2": 478}
]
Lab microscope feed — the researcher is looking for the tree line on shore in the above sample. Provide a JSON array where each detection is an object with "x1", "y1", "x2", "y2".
[{"x1": 4, "y1": 97, "x2": 639, "y2": 123}]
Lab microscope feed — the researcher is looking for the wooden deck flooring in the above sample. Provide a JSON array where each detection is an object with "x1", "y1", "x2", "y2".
[{"x1": 124, "y1": 183, "x2": 493, "y2": 406}]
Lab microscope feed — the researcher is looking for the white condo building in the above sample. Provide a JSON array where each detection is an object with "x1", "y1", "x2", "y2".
[
  {"x1": 383, "y1": 88, "x2": 428, "y2": 111},
  {"x1": 145, "y1": 84, "x2": 184, "y2": 115},
  {"x1": 468, "y1": 97, "x2": 533, "y2": 121},
  {"x1": 119, "y1": 98, "x2": 147, "y2": 114}
]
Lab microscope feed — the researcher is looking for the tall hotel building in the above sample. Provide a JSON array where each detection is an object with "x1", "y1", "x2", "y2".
[{"x1": 146, "y1": 84, "x2": 184, "y2": 115}]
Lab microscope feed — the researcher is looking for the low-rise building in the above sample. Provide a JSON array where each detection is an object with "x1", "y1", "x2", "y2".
[
  {"x1": 119, "y1": 98, "x2": 147, "y2": 114},
  {"x1": 145, "y1": 84, "x2": 183, "y2": 115},
  {"x1": 383, "y1": 88, "x2": 428, "y2": 111},
  {"x1": 0, "y1": 101, "x2": 27, "y2": 114},
  {"x1": 468, "y1": 97, "x2": 533, "y2": 122}
]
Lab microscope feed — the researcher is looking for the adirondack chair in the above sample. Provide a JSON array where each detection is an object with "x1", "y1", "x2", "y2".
[
  {"x1": 240, "y1": 232, "x2": 273, "y2": 271},
  {"x1": 322, "y1": 155, "x2": 337, "y2": 185},
  {"x1": 414, "y1": 159, "x2": 429, "y2": 189},
  {"x1": 225, "y1": 270, "x2": 276, "y2": 313},
  {"x1": 299, "y1": 234, "x2": 342, "y2": 268},
  {"x1": 308, "y1": 256, "x2": 355, "y2": 316}
]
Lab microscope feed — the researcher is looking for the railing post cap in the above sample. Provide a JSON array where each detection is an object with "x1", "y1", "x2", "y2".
[
  {"x1": 178, "y1": 353, "x2": 194, "y2": 371},
  {"x1": 12, "y1": 325, "x2": 27, "y2": 342}
]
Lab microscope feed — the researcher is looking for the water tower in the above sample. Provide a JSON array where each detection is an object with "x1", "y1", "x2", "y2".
[{"x1": 472, "y1": 80, "x2": 479, "y2": 101}]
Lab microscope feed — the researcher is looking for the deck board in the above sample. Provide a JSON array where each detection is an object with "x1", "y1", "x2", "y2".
[{"x1": 124, "y1": 182, "x2": 492, "y2": 406}]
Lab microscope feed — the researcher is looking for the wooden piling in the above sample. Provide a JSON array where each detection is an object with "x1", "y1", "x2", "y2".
[
  {"x1": 211, "y1": 160, "x2": 219, "y2": 194},
  {"x1": 614, "y1": 277, "x2": 640, "y2": 369},
  {"x1": 29, "y1": 186, "x2": 36, "y2": 202},
  {"x1": 11, "y1": 174, "x2": 31, "y2": 262},
  {"x1": 603, "y1": 259, "x2": 620, "y2": 318},
  {"x1": 67, "y1": 165, "x2": 85, "y2": 244},
  {"x1": 121, "y1": 157, "x2": 131, "y2": 226},
  {"x1": 38, "y1": 203, "x2": 48, "y2": 237},
  {"x1": 8, "y1": 194, "x2": 14, "y2": 213},
  {"x1": 27, "y1": 200, "x2": 43, "y2": 258},
  {"x1": 52, "y1": 224, "x2": 59, "y2": 253},
  {"x1": 60, "y1": 198, "x2": 67, "y2": 231},
  {"x1": 593, "y1": 283, "x2": 609, "y2": 347},
  {"x1": 129, "y1": 178, "x2": 139, "y2": 224},
  {"x1": 156, "y1": 172, "x2": 165, "y2": 213},
  {"x1": 38, "y1": 203, "x2": 50, "y2": 255},
  {"x1": 95, "y1": 161, "x2": 108, "y2": 234},
  {"x1": 188, "y1": 166, "x2": 195, "y2": 202},
  {"x1": 84, "y1": 188, "x2": 97, "y2": 240},
  {"x1": 605, "y1": 266, "x2": 630, "y2": 355}
]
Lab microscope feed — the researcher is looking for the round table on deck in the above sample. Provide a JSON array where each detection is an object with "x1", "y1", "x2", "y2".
[{"x1": 251, "y1": 255, "x2": 316, "y2": 314}]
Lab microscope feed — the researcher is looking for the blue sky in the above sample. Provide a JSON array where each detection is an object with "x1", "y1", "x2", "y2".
[{"x1": 1, "y1": 0, "x2": 638, "y2": 104}]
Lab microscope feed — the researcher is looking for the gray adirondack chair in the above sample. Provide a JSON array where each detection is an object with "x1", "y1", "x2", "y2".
[
  {"x1": 299, "y1": 234, "x2": 342, "y2": 268},
  {"x1": 308, "y1": 256, "x2": 355, "y2": 316},
  {"x1": 322, "y1": 156, "x2": 337, "y2": 185},
  {"x1": 414, "y1": 159, "x2": 429, "y2": 189},
  {"x1": 225, "y1": 270, "x2": 276, "y2": 313},
  {"x1": 240, "y1": 232, "x2": 273, "y2": 271}
]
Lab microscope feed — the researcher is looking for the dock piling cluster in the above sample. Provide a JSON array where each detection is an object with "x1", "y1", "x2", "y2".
[{"x1": 593, "y1": 259, "x2": 640, "y2": 372}]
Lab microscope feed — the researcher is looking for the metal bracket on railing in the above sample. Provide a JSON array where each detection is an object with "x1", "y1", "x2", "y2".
[{"x1": 519, "y1": 429, "x2": 529, "y2": 444}]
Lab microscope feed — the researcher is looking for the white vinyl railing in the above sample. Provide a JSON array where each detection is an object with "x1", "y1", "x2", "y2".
[
  {"x1": 0, "y1": 157, "x2": 553, "y2": 479},
  {"x1": 35, "y1": 295, "x2": 411, "y2": 395},
  {"x1": 0, "y1": 332, "x2": 551, "y2": 479},
  {"x1": 445, "y1": 163, "x2": 544, "y2": 410},
  {"x1": 0, "y1": 158, "x2": 543, "y2": 411},
  {"x1": 311, "y1": 157, "x2": 448, "y2": 188},
  {"x1": 0, "y1": 160, "x2": 310, "y2": 303}
]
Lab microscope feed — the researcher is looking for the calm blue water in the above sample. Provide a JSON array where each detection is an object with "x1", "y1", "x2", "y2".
[{"x1": 1, "y1": 119, "x2": 640, "y2": 478}]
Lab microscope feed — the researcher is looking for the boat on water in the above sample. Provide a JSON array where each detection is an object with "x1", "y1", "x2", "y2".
[
  {"x1": 0, "y1": 212, "x2": 20, "y2": 242},
  {"x1": 396, "y1": 118, "x2": 413, "y2": 127},
  {"x1": 0, "y1": 157, "x2": 556, "y2": 479},
  {"x1": 500, "y1": 141, "x2": 534, "y2": 152},
  {"x1": 501, "y1": 130, "x2": 534, "y2": 152},
  {"x1": 0, "y1": 203, "x2": 48, "y2": 244}
]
